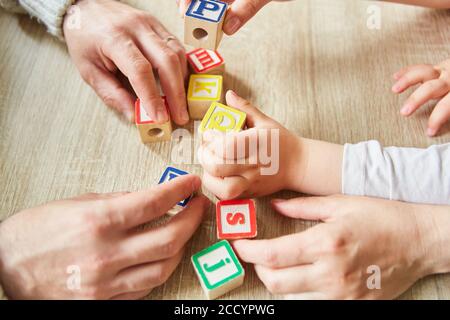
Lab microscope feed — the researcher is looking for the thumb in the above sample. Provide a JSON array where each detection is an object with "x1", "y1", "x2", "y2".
[
  {"x1": 223, "y1": 0, "x2": 271, "y2": 35},
  {"x1": 225, "y1": 90, "x2": 268, "y2": 127},
  {"x1": 271, "y1": 196, "x2": 339, "y2": 222}
]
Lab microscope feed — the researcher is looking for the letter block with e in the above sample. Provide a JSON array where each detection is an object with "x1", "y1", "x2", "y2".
[
  {"x1": 187, "y1": 74, "x2": 224, "y2": 119},
  {"x1": 187, "y1": 48, "x2": 225, "y2": 75},
  {"x1": 199, "y1": 102, "x2": 246, "y2": 133},
  {"x1": 216, "y1": 199, "x2": 257, "y2": 239},
  {"x1": 191, "y1": 240, "x2": 245, "y2": 299}
]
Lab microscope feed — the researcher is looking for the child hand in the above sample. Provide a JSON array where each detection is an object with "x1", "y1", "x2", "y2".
[
  {"x1": 392, "y1": 59, "x2": 450, "y2": 136},
  {"x1": 198, "y1": 91, "x2": 304, "y2": 200}
]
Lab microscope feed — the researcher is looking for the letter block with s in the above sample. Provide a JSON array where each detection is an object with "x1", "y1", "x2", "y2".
[
  {"x1": 184, "y1": 0, "x2": 228, "y2": 50},
  {"x1": 216, "y1": 199, "x2": 257, "y2": 239}
]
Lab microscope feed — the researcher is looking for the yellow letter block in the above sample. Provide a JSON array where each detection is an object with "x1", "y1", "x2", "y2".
[
  {"x1": 199, "y1": 102, "x2": 246, "y2": 133},
  {"x1": 187, "y1": 75, "x2": 223, "y2": 120}
]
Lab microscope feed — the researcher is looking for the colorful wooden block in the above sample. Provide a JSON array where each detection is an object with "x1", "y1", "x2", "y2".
[
  {"x1": 158, "y1": 167, "x2": 191, "y2": 215},
  {"x1": 198, "y1": 102, "x2": 246, "y2": 133},
  {"x1": 192, "y1": 240, "x2": 245, "y2": 300},
  {"x1": 184, "y1": 0, "x2": 228, "y2": 50},
  {"x1": 187, "y1": 48, "x2": 225, "y2": 75},
  {"x1": 187, "y1": 74, "x2": 224, "y2": 119},
  {"x1": 135, "y1": 98, "x2": 172, "y2": 143},
  {"x1": 216, "y1": 199, "x2": 257, "y2": 240}
]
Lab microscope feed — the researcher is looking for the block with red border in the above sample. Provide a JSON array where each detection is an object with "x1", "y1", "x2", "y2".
[
  {"x1": 135, "y1": 97, "x2": 172, "y2": 143},
  {"x1": 187, "y1": 48, "x2": 225, "y2": 75},
  {"x1": 216, "y1": 199, "x2": 257, "y2": 240}
]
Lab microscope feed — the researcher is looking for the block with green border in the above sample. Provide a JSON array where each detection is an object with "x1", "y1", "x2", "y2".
[{"x1": 191, "y1": 240, "x2": 245, "y2": 300}]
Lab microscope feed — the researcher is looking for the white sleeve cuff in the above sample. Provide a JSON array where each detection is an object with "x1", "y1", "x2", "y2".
[{"x1": 18, "y1": 0, "x2": 77, "y2": 39}]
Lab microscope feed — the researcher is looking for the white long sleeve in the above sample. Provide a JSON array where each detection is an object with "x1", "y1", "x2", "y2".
[
  {"x1": 1, "y1": 0, "x2": 77, "y2": 39},
  {"x1": 342, "y1": 141, "x2": 450, "y2": 205}
]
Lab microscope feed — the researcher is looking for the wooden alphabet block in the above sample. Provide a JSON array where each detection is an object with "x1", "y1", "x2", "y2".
[
  {"x1": 192, "y1": 240, "x2": 245, "y2": 300},
  {"x1": 216, "y1": 199, "x2": 257, "y2": 240},
  {"x1": 184, "y1": 0, "x2": 228, "y2": 50},
  {"x1": 187, "y1": 74, "x2": 224, "y2": 119},
  {"x1": 199, "y1": 102, "x2": 246, "y2": 133},
  {"x1": 187, "y1": 48, "x2": 225, "y2": 75},
  {"x1": 158, "y1": 167, "x2": 191, "y2": 215},
  {"x1": 135, "y1": 98, "x2": 172, "y2": 143}
]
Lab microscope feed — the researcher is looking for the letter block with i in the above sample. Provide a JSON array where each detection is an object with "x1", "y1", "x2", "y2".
[
  {"x1": 187, "y1": 48, "x2": 225, "y2": 75},
  {"x1": 199, "y1": 102, "x2": 246, "y2": 133},
  {"x1": 184, "y1": 0, "x2": 228, "y2": 50},
  {"x1": 216, "y1": 199, "x2": 257, "y2": 240},
  {"x1": 187, "y1": 74, "x2": 224, "y2": 119},
  {"x1": 191, "y1": 240, "x2": 245, "y2": 300}
]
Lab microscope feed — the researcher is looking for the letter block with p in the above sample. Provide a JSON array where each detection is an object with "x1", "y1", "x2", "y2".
[{"x1": 184, "y1": 0, "x2": 228, "y2": 50}]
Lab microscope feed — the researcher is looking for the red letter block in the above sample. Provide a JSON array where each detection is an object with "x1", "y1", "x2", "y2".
[{"x1": 216, "y1": 199, "x2": 257, "y2": 240}]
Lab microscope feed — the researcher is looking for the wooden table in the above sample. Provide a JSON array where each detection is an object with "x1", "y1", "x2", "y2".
[{"x1": 1, "y1": 0, "x2": 449, "y2": 299}]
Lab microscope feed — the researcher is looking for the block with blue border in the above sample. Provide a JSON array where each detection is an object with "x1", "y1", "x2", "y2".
[
  {"x1": 186, "y1": 0, "x2": 227, "y2": 23},
  {"x1": 158, "y1": 166, "x2": 191, "y2": 215},
  {"x1": 184, "y1": 0, "x2": 228, "y2": 50}
]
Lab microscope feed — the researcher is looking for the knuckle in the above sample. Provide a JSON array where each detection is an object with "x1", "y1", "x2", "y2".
[
  {"x1": 159, "y1": 233, "x2": 179, "y2": 257},
  {"x1": 161, "y1": 49, "x2": 179, "y2": 65},
  {"x1": 220, "y1": 184, "x2": 241, "y2": 200},
  {"x1": 262, "y1": 245, "x2": 279, "y2": 267},
  {"x1": 83, "y1": 286, "x2": 105, "y2": 300},
  {"x1": 244, "y1": 0, "x2": 260, "y2": 16},
  {"x1": 264, "y1": 276, "x2": 282, "y2": 294},
  {"x1": 152, "y1": 264, "x2": 171, "y2": 286},
  {"x1": 323, "y1": 234, "x2": 347, "y2": 254},
  {"x1": 132, "y1": 59, "x2": 153, "y2": 77}
]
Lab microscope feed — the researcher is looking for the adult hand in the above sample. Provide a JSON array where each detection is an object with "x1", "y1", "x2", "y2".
[
  {"x1": 64, "y1": 0, "x2": 189, "y2": 124},
  {"x1": 234, "y1": 195, "x2": 450, "y2": 299},
  {"x1": 177, "y1": 0, "x2": 273, "y2": 35},
  {"x1": 0, "y1": 175, "x2": 209, "y2": 299}
]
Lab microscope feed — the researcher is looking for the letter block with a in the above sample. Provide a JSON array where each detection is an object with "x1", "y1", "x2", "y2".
[{"x1": 199, "y1": 102, "x2": 246, "y2": 133}]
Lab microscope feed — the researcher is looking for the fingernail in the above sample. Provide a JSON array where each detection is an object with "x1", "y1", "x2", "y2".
[
  {"x1": 427, "y1": 127, "x2": 437, "y2": 137},
  {"x1": 392, "y1": 84, "x2": 400, "y2": 92},
  {"x1": 400, "y1": 104, "x2": 411, "y2": 116},
  {"x1": 228, "y1": 90, "x2": 237, "y2": 98},
  {"x1": 271, "y1": 199, "x2": 285, "y2": 205},
  {"x1": 180, "y1": 109, "x2": 190, "y2": 123},
  {"x1": 224, "y1": 17, "x2": 241, "y2": 34}
]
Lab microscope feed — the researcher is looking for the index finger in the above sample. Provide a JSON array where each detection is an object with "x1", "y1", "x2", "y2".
[
  {"x1": 108, "y1": 174, "x2": 202, "y2": 229},
  {"x1": 103, "y1": 38, "x2": 168, "y2": 123},
  {"x1": 233, "y1": 226, "x2": 327, "y2": 268}
]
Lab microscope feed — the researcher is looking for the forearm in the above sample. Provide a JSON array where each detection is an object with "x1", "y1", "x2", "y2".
[
  {"x1": 415, "y1": 203, "x2": 450, "y2": 277},
  {"x1": 383, "y1": 0, "x2": 450, "y2": 8}
]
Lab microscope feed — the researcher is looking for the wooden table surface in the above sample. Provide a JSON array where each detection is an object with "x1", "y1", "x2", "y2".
[{"x1": 1, "y1": 0, "x2": 449, "y2": 300}]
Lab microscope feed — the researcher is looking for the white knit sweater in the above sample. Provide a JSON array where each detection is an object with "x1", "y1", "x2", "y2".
[{"x1": 0, "y1": 0, "x2": 77, "y2": 39}]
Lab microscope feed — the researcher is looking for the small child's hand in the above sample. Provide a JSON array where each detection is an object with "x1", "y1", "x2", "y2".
[
  {"x1": 392, "y1": 59, "x2": 450, "y2": 136},
  {"x1": 198, "y1": 91, "x2": 304, "y2": 200}
]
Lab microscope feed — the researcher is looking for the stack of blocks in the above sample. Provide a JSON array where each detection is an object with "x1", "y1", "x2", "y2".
[{"x1": 141, "y1": 0, "x2": 257, "y2": 300}]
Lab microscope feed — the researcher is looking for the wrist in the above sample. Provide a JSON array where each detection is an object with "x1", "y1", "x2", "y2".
[
  {"x1": 289, "y1": 137, "x2": 343, "y2": 195},
  {"x1": 413, "y1": 203, "x2": 450, "y2": 277}
]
